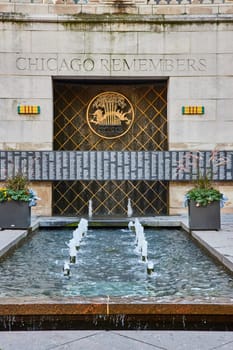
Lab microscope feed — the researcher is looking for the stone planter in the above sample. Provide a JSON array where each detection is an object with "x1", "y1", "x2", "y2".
[
  {"x1": 0, "y1": 201, "x2": 31, "y2": 229},
  {"x1": 188, "y1": 200, "x2": 220, "y2": 230}
]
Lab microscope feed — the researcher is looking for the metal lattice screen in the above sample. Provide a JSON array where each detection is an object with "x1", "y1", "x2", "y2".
[{"x1": 53, "y1": 80, "x2": 168, "y2": 216}]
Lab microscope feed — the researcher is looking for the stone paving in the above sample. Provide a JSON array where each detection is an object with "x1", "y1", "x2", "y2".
[
  {"x1": 0, "y1": 330, "x2": 233, "y2": 350},
  {"x1": 0, "y1": 229, "x2": 28, "y2": 258},
  {"x1": 0, "y1": 215, "x2": 233, "y2": 349},
  {"x1": 189, "y1": 214, "x2": 233, "y2": 273}
]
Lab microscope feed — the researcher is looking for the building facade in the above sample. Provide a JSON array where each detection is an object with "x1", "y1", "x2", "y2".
[{"x1": 0, "y1": 0, "x2": 233, "y2": 216}]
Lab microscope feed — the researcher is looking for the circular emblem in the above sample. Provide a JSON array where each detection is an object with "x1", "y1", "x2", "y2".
[{"x1": 86, "y1": 92, "x2": 134, "y2": 139}]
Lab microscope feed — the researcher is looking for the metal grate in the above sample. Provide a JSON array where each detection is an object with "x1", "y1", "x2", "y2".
[
  {"x1": 53, "y1": 80, "x2": 168, "y2": 216},
  {"x1": 53, "y1": 180, "x2": 168, "y2": 216}
]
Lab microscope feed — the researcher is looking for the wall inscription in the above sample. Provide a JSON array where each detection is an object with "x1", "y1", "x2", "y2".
[
  {"x1": 15, "y1": 55, "x2": 208, "y2": 74},
  {"x1": 0, "y1": 151, "x2": 232, "y2": 182}
]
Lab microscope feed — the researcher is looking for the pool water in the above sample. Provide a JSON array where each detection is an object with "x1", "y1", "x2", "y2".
[{"x1": 0, "y1": 227, "x2": 232, "y2": 298}]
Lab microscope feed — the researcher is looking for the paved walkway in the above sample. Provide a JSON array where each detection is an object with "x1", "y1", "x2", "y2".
[
  {"x1": 0, "y1": 229, "x2": 28, "y2": 258},
  {"x1": 0, "y1": 215, "x2": 233, "y2": 349},
  {"x1": 1, "y1": 330, "x2": 233, "y2": 350},
  {"x1": 190, "y1": 214, "x2": 233, "y2": 272}
]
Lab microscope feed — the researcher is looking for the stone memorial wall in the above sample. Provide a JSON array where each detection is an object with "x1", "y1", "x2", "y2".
[{"x1": 0, "y1": 150, "x2": 232, "y2": 182}]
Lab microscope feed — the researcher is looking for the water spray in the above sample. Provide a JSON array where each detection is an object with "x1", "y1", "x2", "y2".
[
  {"x1": 73, "y1": 228, "x2": 82, "y2": 250},
  {"x1": 128, "y1": 220, "x2": 134, "y2": 231},
  {"x1": 63, "y1": 261, "x2": 70, "y2": 276},
  {"x1": 73, "y1": 218, "x2": 88, "y2": 249},
  {"x1": 69, "y1": 245, "x2": 77, "y2": 264},
  {"x1": 65, "y1": 218, "x2": 89, "y2": 266},
  {"x1": 127, "y1": 198, "x2": 133, "y2": 217},
  {"x1": 88, "y1": 199, "x2": 93, "y2": 218},
  {"x1": 141, "y1": 240, "x2": 148, "y2": 262},
  {"x1": 78, "y1": 218, "x2": 88, "y2": 236},
  {"x1": 66, "y1": 238, "x2": 77, "y2": 263}
]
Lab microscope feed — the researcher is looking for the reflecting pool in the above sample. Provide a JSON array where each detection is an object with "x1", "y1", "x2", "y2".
[{"x1": 0, "y1": 227, "x2": 232, "y2": 298}]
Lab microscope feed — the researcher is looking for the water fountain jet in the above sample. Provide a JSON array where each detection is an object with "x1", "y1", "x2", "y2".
[
  {"x1": 127, "y1": 198, "x2": 133, "y2": 217},
  {"x1": 88, "y1": 199, "x2": 93, "y2": 218},
  {"x1": 63, "y1": 261, "x2": 70, "y2": 276},
  {"x1": 141, "y1": 239, "x2": 148, "y2": 262},
  {"x1": 67, "y1": 238, "x2": 77, "y2": 264}
]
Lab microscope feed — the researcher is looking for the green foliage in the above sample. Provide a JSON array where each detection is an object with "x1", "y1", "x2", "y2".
[
  {"x1": 187, "y1": 187, "x2": 222, "y2": 207},
  {"x1": 177, "y1": 151, "x2": 227, "y2": 208},
  {"x1": 0, "y1": 173, "x2": 38, "y2": 205},
  {"x1": 186, "y1": 172, "x2": 222, "y2": 207}
]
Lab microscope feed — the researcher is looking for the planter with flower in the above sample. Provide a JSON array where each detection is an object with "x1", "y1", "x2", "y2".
[
  {"x1": 0, "y1": 173, "x2": 39, "y2": 229},
  {"x1": 178, "y1": 151, "x2": 228, "y2": 230}
]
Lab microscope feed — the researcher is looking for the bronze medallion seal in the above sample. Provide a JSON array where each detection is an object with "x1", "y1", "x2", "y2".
[{"x1": 87, "y1": 91, "x2": 134, "y2": 139}]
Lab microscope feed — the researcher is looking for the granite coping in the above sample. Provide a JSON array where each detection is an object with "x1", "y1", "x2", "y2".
[
  {"x1": 191, "y1": 227, "x2": 233, "y2": 273},
  {"x1": 0, "y1": 229, "x2": 28, "y2": 258},
  {"x1": 1, "y1": 298, "x2": 233, "y2": 331},
  {"x1": 1, "y1": 300, "x2": 233, "y2": 316}
]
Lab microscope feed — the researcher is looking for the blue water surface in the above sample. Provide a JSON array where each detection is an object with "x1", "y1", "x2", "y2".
[{"x1": 0, "y1": 228, "x2": 232, "y2": 299}]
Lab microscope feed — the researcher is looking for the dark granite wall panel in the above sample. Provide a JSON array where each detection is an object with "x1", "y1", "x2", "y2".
[{"x1": 0, "y1": 151, "x2": 232, "y2": 181}]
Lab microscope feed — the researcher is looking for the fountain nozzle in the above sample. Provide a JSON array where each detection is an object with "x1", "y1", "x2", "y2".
[
  {"x1": 147, "y1": 261, "x2": 154, "y2": 275},
  {"x1": 63, "y1": 261, "x2": 70, "y2": 276}
]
